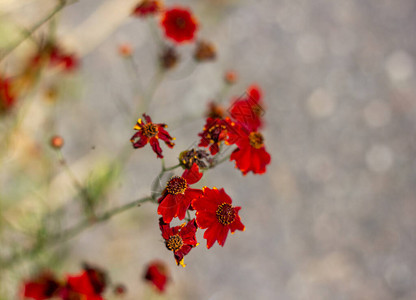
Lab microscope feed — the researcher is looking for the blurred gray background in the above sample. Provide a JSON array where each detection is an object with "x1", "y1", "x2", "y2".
[{"x1": 5, "y1": 0, "x2": 416, "y2": 299}]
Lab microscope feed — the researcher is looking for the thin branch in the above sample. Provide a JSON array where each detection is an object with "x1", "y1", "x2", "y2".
[
  {"x1": 0, "y1": 196, "x2": 152, "y2": 269},
  {"x1": 0, "y1": 0, "x2": 70, "y2": 62}
]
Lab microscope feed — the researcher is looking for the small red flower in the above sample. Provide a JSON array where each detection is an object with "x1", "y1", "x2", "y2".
[
  {"x1": 132, "y1": 0, "x2": 163, "y2": 17},
  {"x1": 62, "y1": 265, "x2": 107, "y2": 300},
  {"x1": 159, "y1": 218, "x2": 198, "y2": 266},
  {"x1": 228, "y1": 123, "x2": 271, "y2": 175},
  {"x1": 0, "y1": 76, "x2": 16, "y2": 113},
  {"x1": 22, "y1": 271, "x2": 61, "y2": 300},
  {"x1": 157, "y1": 163, "x2": 203, "y2": 223},
  {"x1": 230, "y1": 85, "x2": 264, "y2": 131},
  {"x1": 144, "y1": 260, "x2": 169, "y2": 292},
  {"x1": 130, "y1": 113, "x2": 175, "y2": 158},
  {"x1": 160, "y1": 7, "x2": 198, "y2": 43},
  {"x1": 192, "y1": 187, "x2": 245, "y2": 249},
  {"x1": 30, "y1": 42, "x2": 79, "y2": 73},
  {"x1": 198, "y1": 117, "x2": 232, "y2": 155}
]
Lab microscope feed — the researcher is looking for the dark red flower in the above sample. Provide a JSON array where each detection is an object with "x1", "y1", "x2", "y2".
[
  {"x1": 130, "y1": 113, "x2": 175, "y2": 158},
  {"x1": 192, "y1": 187, "x2": 244, "y2": 249},
  {"x1": 62, "y1": 266, "x2": 107, "y2": 300},
  {"x1": 198, "y1": 117, "x2": 233, "y2": 155},
  {"x1": 159, "y1": 218, "x2": 198, "y2": 266},
  {"x1": 157, "y1": 163, "x2": 203, "y2": 223},
  {"x1": 160, "y1": 7, "x2": 198, "y2": 44},
  {"x1": 132, "y1": 0, "x2": 163, "y2": 17},
  {"x1": 230, "y1": 85, "x2": 264, "y2": 131},
  {"x1": 22, "y1": 271, "x2": 61, "y2": 300},
  {"x1": 0, "y1": 76, "x2": 16, "y2": 113},
  {"x1": 144, "y1": 260, "x2": 169, "y2": 292},
  {"x1": 228, "y1": 123, "x2": 271, "y2": 175}
]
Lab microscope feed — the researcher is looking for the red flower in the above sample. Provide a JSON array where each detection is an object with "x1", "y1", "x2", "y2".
[
  {"x1": 157, "y1": 163, "x2": 203, "y2": 223},
  {"x1": 160, "y1": 7, "x2": 198, "y2": 43},
  {"x1": 62, "y1": 265, "x2": 107, "y2": 300},
  {"x1": 22, "y1": 272, "x2": 61, "y2": 300},
  {"x1": 230, "y1": 85, "x2": 264, "y2": 131},
  {"x1": 228, "y1": 123, "x2": 271, "y2": 175},
  {"x1": 0, "y1": 76, "x2": 16, "y2": 113},
  {"x1": 130, "y1": 113, "x2": 175, "y2": 158},
  {"x1": 198, "y1": 117, "x2": 232, "y2": 155},
  {"x1": 192, "y1": 187, "x2": 244, "y2": 249},
  {"x1": 144, "y1": 260, "x2": 169, "y2": 292},
  {"x1": 132, "y1": 0, "x2": 163, "y2": 17},
  {"x1": 29, "y1": 43, "x2": 79, "y2": 73},
  {"x1": 159, "y1": 218, "x2": 198, "y2": 266}
]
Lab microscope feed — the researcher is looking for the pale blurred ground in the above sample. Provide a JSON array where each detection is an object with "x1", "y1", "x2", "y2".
[{"x1": 2, "y1": 0, "x2": 416, "y2": 299}]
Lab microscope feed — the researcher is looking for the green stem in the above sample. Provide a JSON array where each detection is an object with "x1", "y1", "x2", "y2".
[
  {"x1": 0, "y1": 0, "x2": 70, "y2": 62},
  {"x1": 0, "y1": 196, "x2": 152, "y2": 269}
]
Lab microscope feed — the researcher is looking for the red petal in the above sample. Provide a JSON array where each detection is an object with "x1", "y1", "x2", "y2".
[
  {"x1": 131, "y1": 132, "x2": 148, "y2": 148},
  {"x1": 150, "y1": 137, "x2": 163, "y2": 158},
  {"x1": 143, "y1": 113, "x2": 152, "y2": 123},
  {"x1": 157, "y1": 194, "x2": 178, "y2": 223},
  {"x1": 217, "y1": 225, "x2": 229, "y2": 247},
  {"x1": 182, "y1": 163, "x2": 202, "y2": 184}
]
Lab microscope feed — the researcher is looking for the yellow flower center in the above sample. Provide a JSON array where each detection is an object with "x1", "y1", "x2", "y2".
[
  {"x1": 216, "y1": 203, "x2": 236, "y2": 225},
  {"x1": 166, "y1": 176, "x2": 187, "y2": 195},
  {"x1": 249, "y1": 132, "x2": 264, "y2": 149},
  {"x1": 166, "y1": 234, "x2": 183, "y2": 251}
]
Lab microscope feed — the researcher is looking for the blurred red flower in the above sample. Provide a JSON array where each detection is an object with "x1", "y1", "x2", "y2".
[
  {"x1": 158, "y1": 163, "x2": 203, "y2": 223},
  {"x1": 144, "y1": 260, "x2": 169, "y2": 292},
  {"x1": 62, "y1": 265, "x2": 107, "y2": 300},
  {"x1": 193, "y1": 187, "x2": 245, "y2": 249},
  {"x1": 30, "y1": 43, "x2": 79, "y2": 73},
  {"x1": 130, "y1": 113, "x2": 175, "y2": 158},
  {"x1": 159, "y1": 218, "x2": 198, "y2": 266},
  {"x1": 22, "y1": 272, "x2": 61, "y2": 300},
  {"x1": 132, "y1": 0, "x2": 163, "y2": 17},
  {"x1": 160, "y1": 7, "x2": 198, "y2": 43},
  {"x1": 0, "y1": 76, "x2": 16, "y2": 113}
]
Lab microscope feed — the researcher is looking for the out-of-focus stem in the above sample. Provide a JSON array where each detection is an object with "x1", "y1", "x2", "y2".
[
  {"x1": 0, "y1": 0, "x2": 73, "y2": 62},
  {"x1": 0, "y1": 195, "x2": 152, "y2": 269},
  {"x1": 57, "y1": 150, "x2": 96, "y2": 218}
]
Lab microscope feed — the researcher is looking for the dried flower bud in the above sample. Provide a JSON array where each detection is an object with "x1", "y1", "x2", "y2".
[
  {"x1": 113, "y1": 284, "x2": 127, "y2": 296},
  {"x1": 179, "y1": 148, "x2": 209, "y2": 169},
  {"x1": 118, "y1": 44, "x2": 133, "y2": 57},
  {"x1": 50, "y1": 135, "x2": 64, "y2": 149},
  {"x1": 194, "y1": 40, "x2": 216, "y2": 62},
  {"x1": 206, "y1": 101, "x2": 225, "y2": 119},
  {"x1": 224, "y1": 70, "x2": 237, "y2": 84},
  {"x1": 44, "y1": 86, "x2": 58, "y2": 102},
  {"x1": 132, "y1": 0, "x2": 163, "y2": 17},
  {"x1": 160, "y1": 47, "x2": 179, "y2": 70}
]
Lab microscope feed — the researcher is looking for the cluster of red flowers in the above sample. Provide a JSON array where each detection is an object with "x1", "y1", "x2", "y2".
[
  {"x1": 23, "y1": 264, "x2": 107, "y2": 300},
  {"x1": 130, "y1": 82, "x2": 270, "y2": 266},
  {"x1": 130, "y1": 2, "x2": 216, "y2": 69}
]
